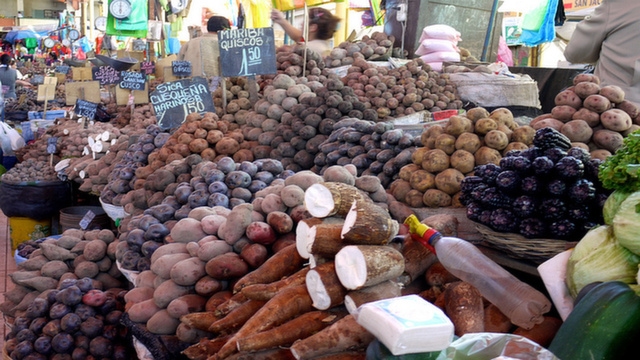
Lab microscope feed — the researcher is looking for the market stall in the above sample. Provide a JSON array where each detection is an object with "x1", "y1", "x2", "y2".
[{"x1": 1, "y1": 0, "x2": 639, "y2": 359}]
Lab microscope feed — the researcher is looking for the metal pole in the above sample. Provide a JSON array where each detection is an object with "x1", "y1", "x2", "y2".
[{"x1": 481, "y1": 0, "x2": 500, "y2": 62}]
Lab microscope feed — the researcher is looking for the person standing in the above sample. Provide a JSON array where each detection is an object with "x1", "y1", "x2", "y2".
[
  {"x1": 177, "y1": 15, "x2": 231, "y2": 91},
  {"x1": 564, "y1": 0, "x2": 640, "y2": 104},
  {"x1": 0, "y1": 54, "x2": 19, "y2": 99},
  {"x1": 271, "y1": 7, "x2": 341, "y2": 57}
]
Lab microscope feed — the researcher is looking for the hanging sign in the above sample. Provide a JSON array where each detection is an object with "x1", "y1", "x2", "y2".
[
  {"x1": 172, "y1": 61, "x2": 192, "y2": 77},
  {"x1": 119, "y1": 71, "x2": 146, "y2": 91},
  {"x1": 150, "y1": 77, "x2": 215, "y2": 130},
  {"x1": 218, "y1": 27, "x2": 277, "y2": 77},
  {"x1": 92, "y1": 66, "x2": 121, "y2": 85}
]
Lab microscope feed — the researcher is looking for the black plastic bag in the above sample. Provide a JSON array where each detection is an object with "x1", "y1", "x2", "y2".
[{"x1": 0, "y1": 180, "x2": 72, "y2": 220}]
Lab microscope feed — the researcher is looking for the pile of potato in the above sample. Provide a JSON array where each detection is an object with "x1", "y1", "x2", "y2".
[
  {"x1": 0, "y1": 228, "x2": 132, "y2": 359},
  {"x1": 390, "y1": 107, "x2": 535, "y2": 208},
  {"x1": 0, "y1": 159, "x2": 59, "y2": 184},
  {"x1": 313, "y1": 118, "x2": 416, "y2": 188},
  {"x1": 532, "y1": 73, "x2": 640, "y2": 159},
  {"x1": 325, "y1": 31, "x2": 399, "y2": 68}
]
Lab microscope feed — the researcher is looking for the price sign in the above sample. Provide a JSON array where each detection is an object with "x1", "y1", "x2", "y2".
[
  {"x1": 140, "y1": 61, "x2": 155, "y2": 75},
  {"x1": 92, "y1": 66, "x2": 121, "y2": 85},
  {"x1": 47, "y1": 137, "x2": 58, "y2": 154},
  {"x1": 79, "y1": 209, "x2": 96, "y2": 230},
  {"x1": 31, "y1": 75, "x2": 45, "y2": 85},
  {"x1": 75, "y1": 99, "x2": 98, "y2": 120},
  {"x1": 55, "y1": 65, "x2": 70, "y2": 74},
  {"x1": 172, "y1": 61, "x2": 192, "y2": 77},
  {"x1": 119, "y1": 71, "x2": 146, "y2": 91},
  {"x1": 150, "y1": 77, "x2": 215, "y2": 130},
  {"x1": 218, "y1": 27, "x2": 277, "y2": 77}
]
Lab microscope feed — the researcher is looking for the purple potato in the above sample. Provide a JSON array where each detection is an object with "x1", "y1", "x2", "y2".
[{"x1": 51, "y1": 332, "x2": 74, "y2": 353}]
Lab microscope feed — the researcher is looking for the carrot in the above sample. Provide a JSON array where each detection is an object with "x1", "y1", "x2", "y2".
[
  {"x1": 182, "y1": 335, "x2": 231, "y2": 360},
  {"x1": 305, "y1": 262, "x2": 348, "y2": 310},
  {"x1": 214, "y1": 284, "x2": 314, "y2": 359},
  {"x1": 236, "y1": 309, "x2": 347, "y2": 353},
  {"x1": 208, "y1": 299, "x2": 267, "y2": 335},
  {"x1": 240, "y1": 266, "x2": 310, "y2": 301},
  {"x1": 180, "y1": 311, "x2": 222, "y2": 332},
  {"x1": 289, "y1": 314, "x2": 375, "y2": 360},
  {"x1": 232, "y1": 244, "x2": 305, "y2": 293}
]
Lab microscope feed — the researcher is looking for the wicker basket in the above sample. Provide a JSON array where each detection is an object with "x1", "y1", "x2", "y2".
[{"x1": 475, "y1": 222, "x2": 577, "y2": 264}]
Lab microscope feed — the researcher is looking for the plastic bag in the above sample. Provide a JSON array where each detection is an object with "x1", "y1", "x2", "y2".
[
  {"x1": 496, "y1": 36, "x2": 514, "y2": 66},
  {"x1": 419, "y1": 25, "x2": 462, "y2": 44},
  {"x1": 420, "y1": 51, "x2": 460, "y2": 64},
  {"x1": 415, "y1": 39, "x2": 459, "y2": 56},
  {"x1": 0, "y1": 121, "x2": 26, "y2": 153},
  {"x1": 519, "y1": 0, "x2": 559, "y2": 47}
]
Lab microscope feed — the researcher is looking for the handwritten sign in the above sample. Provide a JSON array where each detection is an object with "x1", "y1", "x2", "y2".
[
  {"x1": 75, "y1": 99, "x2": 98, "y2": 120},
  {"x1": 92, "y1": 66, "x2": 121, "y2": 85},
  {"x1": 55, "y1": 65, "x2": 70, "y2": 74},
  {"x1": 218, "y1": 27, "x2": 277, "y2": 77},
  {"x1": 140, "y1": 61, "x2": 155, "y2": 75},
  {"x1": 47, "y1": 137, "x2": 58, "y2": 154},
  {"x1": 172, "y1": 61, "x2": 192, "y2": 77},
  {"x1": 150, "y1": 77, "x2": 215, "y2": 130},
  {"x1": 31, "y1": 75, "x2": 45, "y2": 85},
  {"x1": 119, "y1": 71, "x2": 146, "y2": 91}
]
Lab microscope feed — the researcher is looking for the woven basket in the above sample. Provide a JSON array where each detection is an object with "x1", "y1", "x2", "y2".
[{"x1": 475, "y1": 223, "x2": 577, "y2": 264}]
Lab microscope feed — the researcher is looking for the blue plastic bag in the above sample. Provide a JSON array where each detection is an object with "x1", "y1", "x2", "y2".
[{"x1": 519, "y1": 0, "x2": 558, "y2": 47}]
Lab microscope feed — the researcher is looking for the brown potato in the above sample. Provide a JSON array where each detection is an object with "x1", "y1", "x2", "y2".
[
  {"x1": 422, "y1": 149, "x2": 450, "y2": 173},
  {"x1": 434, "y1": 133, "x2": 457, "y2": 155},
  {"x1": 445, "y1": 115, "x2": 474, "y2": 136},
  {"x1": 474, "y1": 118, "x2": 498, "y2": 135},
  {"x1": 466, "y1": 107, "x2": 490, "y2": 122},
  {"x1": 450, "y1": 150, "x2": 476, "y2": 174},
  {"x1": 454, "y1": 132, "x2": 482, "y2": 153},
  {"x1": 502, "y1": 142, "x2": 529, "y2": 154},
  {"x1": 435, "y1": 168, "x2": 465, "y2": 195},
  {"x1": 489, "y1": 108, "x2": 514, "y2": 126},
  {"x1": 409, "y1": 170, "x2": 436, "y2": 192},
  {"x1": 423, "y1": 189, "x2": 452, "y2": 208},
  {"x1": 483, "y1": 130, "x2": 509, "y2": 150},
  {"x1": 511, "y1": 126, "x2": 536, "y2": 145},
  {"x1": 474, "y1": 146, "x2": 502, "y2": 165}
]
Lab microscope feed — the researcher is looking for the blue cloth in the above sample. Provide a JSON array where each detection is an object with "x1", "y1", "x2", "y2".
[{"x1": 519, "y1": 0, "x2": 559, "y2": 47}]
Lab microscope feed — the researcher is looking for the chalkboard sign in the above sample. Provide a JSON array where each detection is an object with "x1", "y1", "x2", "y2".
[
  {"x1": 119, "y1": 71, "x2": 146, "y2": 91},
  {"x1": 141, "y1": 61, "x2": 155, "y2": 75},
  {"x1": 47, "y1": 137, "x2": 58, "y2": 154},
  {"x1": 92, "y1": 66, "x2": 121, "y2": 85},
  {"x1": 55, "y1": 65, "x2": 70, "y2": 74},
  {"x1": 75, "y1": 99, "x2": 98, "y2": 120},
  {"x1": 150, "y1": 77, "x2": 215, "y2": 130},
  {"x1": 218, "y1": 27, "x2": 277, "y2": 77},
  {"x1": 172, "y1": 61, "x2": 192, "y2": 77}
]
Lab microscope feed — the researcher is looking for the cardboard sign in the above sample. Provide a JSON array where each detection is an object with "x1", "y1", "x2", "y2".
[
  {"x1": 37, "y1": 84, "x2": 56, "y2": 101},
  {"x1": 172, "y1": 61, "x2": 192, "y2": 77},
  {"x1": 92, "y1": 66, "x2": 121, "y2": 85},
  {"x1": 150, "y1": 77, "x2": 215, "y2": 130},
  {"x1": 55, "y1": 65, "x2": 70, "y2": 74},
  {"x1": 72, "y1": 67, "x2": 93, "y2": 81},
  {"x1": 218, "y1": 27, "x2": 277, "y2": 77},
  {"x1": 75, "y1": 99, "x2": 98, "y2": 120},
  {"x1": 65, "y1": 81, "x2": 101, "y2": 105},
  {"x1": 141, "y1": 61, "x2": 155, "y2": 75},
  {"x1": 115, "y1": 83, "x2": 149, "y2": 105},
  {"x1": 44, "y1": 77, "x2": 58, "y2": 85},
  {"x1": 119, "y1": 71, "x2": 146, "y2": 91}
]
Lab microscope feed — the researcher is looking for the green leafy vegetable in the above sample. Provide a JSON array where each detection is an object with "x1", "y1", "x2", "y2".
[
  {"x1": 599, "y1": 131, "x2": 640, "y2": 192},
  {"x1": 612, "y1": 191, "x2": 640, "y2": 256},
  {"x1": 566, "y1": 225, "x2": 640, "y2": 298}
]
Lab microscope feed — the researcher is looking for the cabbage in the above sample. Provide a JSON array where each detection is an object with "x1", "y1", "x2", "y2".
[
  {"x1": 603, "y1": 190, "x2": 632, "y2": 225},
  {"x1": 612, "y1": 191, "x2": 640, "y2": 255},
  {"x1": 566, "y1": 225, "x2": 640, "y2": 298}
]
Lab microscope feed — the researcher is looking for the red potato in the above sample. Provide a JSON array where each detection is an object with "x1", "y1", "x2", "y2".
[
  {"x1": 573, "y1": 81, "x2": 601, "y2": 99},
  {"x1": 167, "y1": 294, "x2": 208, "y2": 319},
  {"x1": 530, "y1": 118, "x2": 564, "y2": 131},
  {"x1": 201, "y1": 214, "x2": 227, "y2": 235},
  {"x1": 82, "y1": 289, "x2": 107, "y2": 307},
  {"x1": 572, "y1": 108, "x2": 601, "y2": 127},
  {"x1": 583, "y1": 94, "x2": 612, "y2": 113},
  {"x1": 551, "y1": 105, "x2": 577, "y2": 122},
  {"x1": 245, "y1": 221, "x2": 277, "y2": 245},
  {"x1": 554, "y1": 89, "x2": 583, "y2": 109},
  {"x1": 206, "y1": 252, "x2": 250, "y2": 280},
  {"x1": 600, "y1": 108, "x2": 632, "y2": 132},
  {"x1": 195, "y1": 275, "x2": 224, "y2": 297},
  {"x1": 240, "y1": 243, "x2": 269, "y2": 268},
  {"x1": 266, "y1": 211, "x2": 294, "y2": 234}
]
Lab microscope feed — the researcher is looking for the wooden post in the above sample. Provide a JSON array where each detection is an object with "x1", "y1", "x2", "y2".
[
  {"x1": 248, "y1": 75, "x2": 258, "y2": 107},
  {"x1": 43, "y1": 87, "x2": 49, "y2": 120}
]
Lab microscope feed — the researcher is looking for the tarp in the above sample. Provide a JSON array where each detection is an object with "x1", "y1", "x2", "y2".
[{"x1": 4, "y1": 28, "x2": 40, "y2": 44}]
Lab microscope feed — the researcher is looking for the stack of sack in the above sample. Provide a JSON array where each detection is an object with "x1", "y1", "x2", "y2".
[{"x1": 414, "y1": 24, "x2": 462, "y2": 72}]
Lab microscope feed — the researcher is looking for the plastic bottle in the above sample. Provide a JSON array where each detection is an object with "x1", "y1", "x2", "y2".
[{"x1": 404, "y1": 214, "x2": 551, "y2": 329}]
